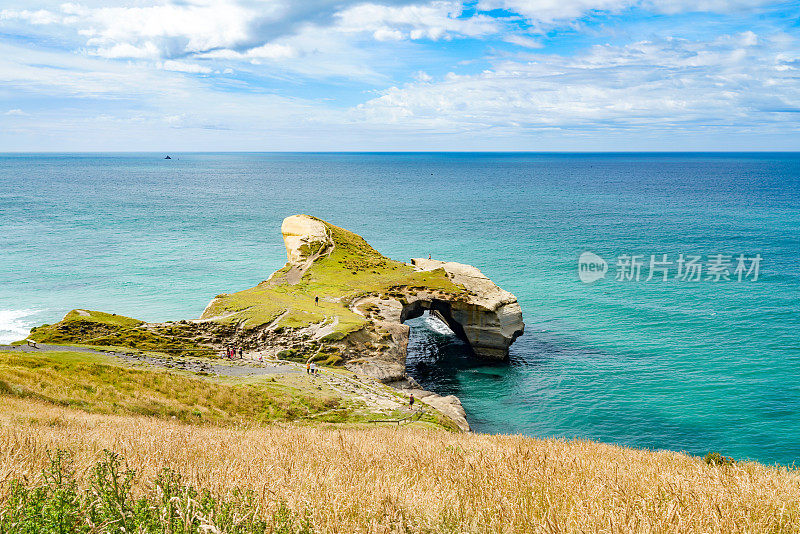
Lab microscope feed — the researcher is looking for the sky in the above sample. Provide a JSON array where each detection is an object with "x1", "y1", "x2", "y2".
[{"x1": 0, "y1": 0, "x2": 798, "y2": 151}]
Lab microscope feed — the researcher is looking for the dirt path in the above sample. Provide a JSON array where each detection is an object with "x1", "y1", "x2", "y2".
[
  {"x1": 285, "y1": 233, "x2": 335, "y2": 285},
  {"x1": 1, "y1": 343, "x2": 451, "y2": 426},
  {"x1": 0, "y1": 343, "x2": 297, "y2": 377}
]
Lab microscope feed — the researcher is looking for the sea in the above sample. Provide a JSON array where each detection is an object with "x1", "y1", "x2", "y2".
[{"x1": 1, "y1": 152, "x2": 798, "y2": 465}]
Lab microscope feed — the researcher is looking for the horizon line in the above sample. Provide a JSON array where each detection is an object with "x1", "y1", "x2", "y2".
[{"x1": 2, "y1": 150, "x2": 800, "y2": 155}]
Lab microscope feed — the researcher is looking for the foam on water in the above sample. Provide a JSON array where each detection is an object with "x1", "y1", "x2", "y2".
[
  {"x1": 0, "y1": 309, "x2": 43, "y2": 344},
  {"x1": 423, "y1": 314, "x2": 455, "y2": 336}
]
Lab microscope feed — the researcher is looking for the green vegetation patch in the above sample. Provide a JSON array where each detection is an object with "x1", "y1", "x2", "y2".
[
  {"x1": 0, "y1": 350, "x2": 355, "y2": 425},
  {"x1": 28, "y1": 310, "x2": 212, "y2": 357},
  {"x1": 201, "y1": 217, "x2": 465, "y2": 333},
  {"x1": 0, "y1": 450, "x2": 314, "y2": 534},
  {"x1": 28, "y1": 310, "x2": 142, "y2": 343}
]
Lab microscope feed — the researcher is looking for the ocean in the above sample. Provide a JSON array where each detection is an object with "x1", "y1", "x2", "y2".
[{"x1": 1, "y1": 152, "x2": 798, "y2": 465}]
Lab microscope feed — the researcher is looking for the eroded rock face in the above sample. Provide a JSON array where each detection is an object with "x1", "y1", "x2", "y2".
[
  {"x1": 281, "y1": 214, "x2": 332, "y2": 265},
  {"x1": 202, "y1": 215, "x2": 524, "y2": 386},
  {"x1": 407, "y1": 258, "x2": 525, "y2": 359}
]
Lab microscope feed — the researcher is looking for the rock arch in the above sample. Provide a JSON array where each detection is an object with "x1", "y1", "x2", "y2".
[
  {"x1": 401, "y1": 299, "x2": 470, "y2": 348},
  {"x1": 402, "y1": 259, "x2": 525, "y2": 360}
]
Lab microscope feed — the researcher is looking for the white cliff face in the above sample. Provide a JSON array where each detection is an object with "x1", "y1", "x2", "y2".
[
  {"x1": 409, "y1": 258, "x2": 525, "y2": 359},
  {"x1": 281, "y1": 215, "x2": 331, "y2": 265}
]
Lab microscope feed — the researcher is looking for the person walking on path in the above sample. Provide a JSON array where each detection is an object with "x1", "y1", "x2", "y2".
[
  {"x1": 315, "y1": 296, "x2": 319, "y2": 306},
  {"x1": 306, "y1": 361, "x2": 311, "y2": 374},
  {"x1": 311, "y1": 362, "x2": 317, "y2": 375},
  {"x1": 409, "y1": 393, "x2": 415, "y2": 407},
  {"x1": 238, "y1": 347, "x2": 243, "y2": 359}
]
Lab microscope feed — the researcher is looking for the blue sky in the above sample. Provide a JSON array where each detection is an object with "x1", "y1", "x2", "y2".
[{"x1": 1, "y1": 0, "x2": 798, "y2": 150}]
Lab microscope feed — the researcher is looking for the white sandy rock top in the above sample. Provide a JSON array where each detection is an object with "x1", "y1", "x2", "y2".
[
  {"x1": 410, "y1": 258, "x2": 518, "y2": 311},
  {"x1": 281, "y1": 214, "x2": 331, "y2": 265}
]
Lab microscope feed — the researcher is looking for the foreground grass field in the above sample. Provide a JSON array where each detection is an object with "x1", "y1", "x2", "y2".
[{"x1": 2, "y1": 396, "x2": 799, "y2": 533}]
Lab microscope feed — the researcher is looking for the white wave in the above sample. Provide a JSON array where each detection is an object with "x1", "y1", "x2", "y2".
[
  {"x1": 0, "y1": 309, "x2": 43, "y2": 344},
  {"x1": 424, "y1": 313, "x2": 455, "y2": 336}
]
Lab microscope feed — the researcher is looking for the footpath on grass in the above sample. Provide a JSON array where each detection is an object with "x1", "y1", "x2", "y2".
[{"x1": 0, "y1": 342, "x2": 464, "y2": 430}]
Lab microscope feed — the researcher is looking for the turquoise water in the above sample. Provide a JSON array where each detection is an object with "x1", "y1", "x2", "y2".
[{"x1": 1, "y1": 153, "x2": 799, "y2": 465}]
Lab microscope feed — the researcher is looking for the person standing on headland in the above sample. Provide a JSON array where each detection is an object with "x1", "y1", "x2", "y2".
[{"x1": 315, "y1": 296, "x2": 319, "y2": 306}]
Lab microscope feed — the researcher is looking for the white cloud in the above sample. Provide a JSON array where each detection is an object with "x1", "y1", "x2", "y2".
[
  {"x1": 336, "y1": 1, "x2": 500, "y2": 40},
  {"x1": 0, "y1": 0, "x2": 504, "y2": 82},
  {"x1": 1, "y1": 0, "x2": 797, "y2": 150},
  {"x1": 477, "y1": 0, "x2": 776, "y2": 26},
  {"x1": 413, "y1": 70, "x2": 433, "y2": 82},
  {"x1": 91, "y1": 41, "x2": 160, "y2": 59},
  {"x1": 355, "y1": 32, "x2": 800, "y2": 134},
  {"x1": 201, "y1": 43, "x2": 297, "y2": 61},
  {"x1": 374, "y1": 28, "x2": 405, "y2": 41},
  {"x1": 504, "y1": 35, "x2": 543, "y2": 48},
  {"x1": 0, "y1": 39, "x2": 349, "y2": 149},
  {"x1": 0, "y1": 8, "x2": 60, "y2": 25},
  {"x1": 0, "y1": 0, "x2": 496, "y2": 63},
  {"x1": 74, "y1": 0, "x2": 258, "y2": 58},
  {"x1": 157, "y1": 60, "x2": 213, "y2": 73},
  {"x1": 5, "y1": 108, "x2": 27, "y2": 115}
]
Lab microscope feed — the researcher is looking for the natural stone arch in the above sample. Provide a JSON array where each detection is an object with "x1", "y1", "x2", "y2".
[
  {"x1": 201, "y1": 214, "x2": 524, "y2": 385},
  {"x1": 400, "y1": 299, "x2": 470, "y2": 348}
]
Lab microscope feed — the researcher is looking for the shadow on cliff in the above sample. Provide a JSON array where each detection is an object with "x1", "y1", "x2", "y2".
[{"x1": 405, "y1": 312, "x2": 509, "y2": 395}]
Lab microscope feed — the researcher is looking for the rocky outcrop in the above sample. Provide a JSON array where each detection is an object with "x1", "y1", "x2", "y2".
[
  {"x1": 29, "y1": 216, "x2": 524, "y2": 433},
  {"x1": 197, "y1": 215, "x2": 524, "y2": 418},
  {"x1": 407, "y1": 258, "x2": 524, "y2": 359},
  {"x1": 401, "y1": 388, "x2": 470, "y2": 432}
]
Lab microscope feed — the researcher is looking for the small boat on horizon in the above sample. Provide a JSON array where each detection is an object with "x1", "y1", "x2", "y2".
[{"x1": 164, "y1": 155, "x2": 171, "y2": 160}]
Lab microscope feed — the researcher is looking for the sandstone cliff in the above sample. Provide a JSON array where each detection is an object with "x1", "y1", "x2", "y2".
[{"x1": 201, "y1": 215, "x2": 525, "y2": 386}]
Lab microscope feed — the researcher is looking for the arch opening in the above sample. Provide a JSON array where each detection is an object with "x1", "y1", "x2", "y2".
[
  {"x1": 401, "y1": 298, "x2": 473, "y2": 354},
  {"x1": 404, "y1": 310, "x2": 470, "y2": 392}
]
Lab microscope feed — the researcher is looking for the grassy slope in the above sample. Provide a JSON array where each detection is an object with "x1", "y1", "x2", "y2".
[
  {"x1": 202, "y1": 216, "x2": 464, "y2": 334},
  {"x1": 0, "y1": 349, "x2": 408, "y2": 427},
  {"x1": 27, "y1": 309, "x2": 214, "y2": 357},
  {"x1": 2, "y1": 398, "x2": 799, "y2": 533}
]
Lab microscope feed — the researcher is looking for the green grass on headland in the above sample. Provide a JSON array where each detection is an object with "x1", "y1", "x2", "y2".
[
  {"x1": 22, "y1": 217, "x2": 466, "y2": 360},
  {"x1": 0, "y1": 349, "x2": 457, "y2": 431},
  {"x1": 27, "y1": 310, "x2": 214, "y2": 357},
  {"x1": 201, "y1": 216, "x2": 465, "y2": 334}
]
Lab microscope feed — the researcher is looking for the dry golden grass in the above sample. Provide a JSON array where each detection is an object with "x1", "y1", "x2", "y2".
[{"x1": 2, "y1": 397, "x2": 798, "y2": 533}]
